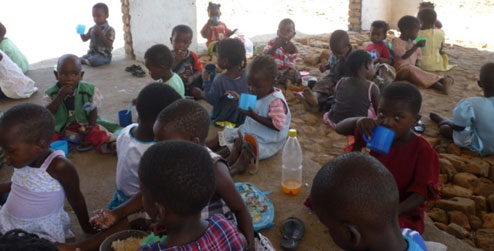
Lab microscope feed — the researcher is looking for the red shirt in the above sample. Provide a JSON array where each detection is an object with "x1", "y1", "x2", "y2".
[
  {"x1": 353, "y1": 133, "x2": 440, "y2": 234},
  {"x1": 366, "y1": 42, "x2": 393, "y2": 63},
  {"x1": 205, "y1": 22, "x2": 231, "y2": 46},
  {"x1": 263, "y1": 38, "x2": 298, "y2": 70}
]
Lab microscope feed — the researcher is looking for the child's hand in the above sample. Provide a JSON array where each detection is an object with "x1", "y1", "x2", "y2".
[
  {"x1": 93, "y1": 25, "x2": 104, "y2": 37},
  {"x1": 319, "y1": 63, "x2": 327, "y2": 73},
  {"x1": 59, "y1": 85, "x2": 75, "y2": 98},
  {"x1": 274, "y1": 37, "x2": 288, "y2": 49},
  {"x1": 150, "y1": 222, "x2": 168, "y2": 236},
  {"x1": 90, "y1": 209, "x2": 117, "y2": 230},
  {"x1": 224, "y1": 90, "x2": 239, "y2": 101},
  {"x1": 356, "y1": 118, "x2": 377, "y2": 139},
  {"x1": 174, "y1": 50, "x2": 186, "y2": 62},
  {"x1": 186, "y1": 76, "x2": 195, "y2": 86},
  {"x1": 238, "y1": 106, "x2": 256, "y2": 118},
  {"x1": 416, "y1": 40, "x2": 426, "y2": 48}
]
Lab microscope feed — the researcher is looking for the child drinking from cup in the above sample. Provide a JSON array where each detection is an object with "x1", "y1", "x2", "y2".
[
  {"x1": 430, "y1": 63, "x2": 494, "y2": 156},
  {"x1": 0, "y1": 104, "x2": 95, "y2": 242},
  {"x1": 392, "y1": 16, "x2": 453, "y2": 94},
  {"x1": 263, "y1": 18, "x2": 301, "y2": 85},
  {"x1": 417, "y1": 8, "x2": 455, "y2": 72},
  {"x1": 79, "y1": 3, "x2": 115, "y2": 67},
  {"x1": 200, "y1": 2, "x2": 236, "y2": 56},
  {"x1": 144, "y1": 44, "x2": 185, "y2": 98},
  {"x1": 335, "y1": 83, "x2": 440, "y2": 234},
  {"x1": 45, "y1": 54, "x2": 118, "y2": 154},
  {"x1": 170, "y1": 25, "x2": 204, "y2": 99},
  {"x1": 203, "y1": 38, "x2": 248, "y2": 125},
  {"x1": 0, "y1": 22, "x2": 29, "y2": 73},
  {"x1": 109, "y1": 83, "x2": 182, "y2": 209}
]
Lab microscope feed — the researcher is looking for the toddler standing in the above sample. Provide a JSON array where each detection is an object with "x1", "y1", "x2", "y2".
[
  {"x1": 200, "y1": 2, "x2": 236, "y2": 56},
  {"x1": 80, "y1": 3, "x2": 115, "y2": 67}
]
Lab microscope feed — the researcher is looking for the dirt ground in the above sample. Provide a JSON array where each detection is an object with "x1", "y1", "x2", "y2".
[{"x1": 0, "y1": 30, "x2": 493, "y2": 249}]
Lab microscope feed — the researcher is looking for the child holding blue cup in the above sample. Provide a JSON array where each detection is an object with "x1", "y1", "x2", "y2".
[{"x1": 335, "y1": 83, "x2": 439, "y2": 234}]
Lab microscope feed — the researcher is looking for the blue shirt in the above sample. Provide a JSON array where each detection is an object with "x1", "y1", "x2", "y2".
[{"x1": 452, "y1": 97, "x2": 494, "y2": 156}]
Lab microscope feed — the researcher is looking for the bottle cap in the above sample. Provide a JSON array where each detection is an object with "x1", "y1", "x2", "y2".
[{"x1": 288, "y1": 129, "x2": 297, "y2": 137}]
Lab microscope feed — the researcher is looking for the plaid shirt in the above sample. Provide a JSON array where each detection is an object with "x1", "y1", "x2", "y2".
[
  {"x1": 87, "y1": 21, "x2": 115, "y2": 57},
  {"x1": 263, "y1": 38, "x2": 298, "y2": 70},
  {"x1": 138, "y1": 214, "x2": 244, "y2": 251}
]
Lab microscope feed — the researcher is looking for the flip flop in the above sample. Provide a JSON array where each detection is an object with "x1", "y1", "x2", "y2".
[
  {"x1": 125, "y1": 64, "x2": 141, "y2": 72},
  {"x1": 76, "y1": 144, "x2": 94, "y2": 152},
  {"x1": 99, "y1": 141, "x2": 117, "y2": 155},
  {"x1": 243, "y1": 133, "x2": 259, "y2": 175},
  {"x1": 414, "y1": 120, "x2": 426, "y2": 133},
  {"x1": 132, "y1": 68, "x2": 146, "y2": 77},
  {"x1": 280, "y1": 217, "x2": 305, "y2": 250}
]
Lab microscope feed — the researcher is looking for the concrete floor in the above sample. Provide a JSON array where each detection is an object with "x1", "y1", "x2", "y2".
[{"x1": 0, "y1": 51, "x2": 478, "y2": 250}]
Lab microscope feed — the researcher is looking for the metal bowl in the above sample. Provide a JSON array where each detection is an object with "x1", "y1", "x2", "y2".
[{"x1": 99, "y1": 229, "x2": 148, "y2": 251}]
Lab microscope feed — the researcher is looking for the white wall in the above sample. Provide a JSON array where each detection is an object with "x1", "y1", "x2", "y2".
[
  {"x1": 362, "y1": 0, "x2": 391, "y2": 30},
  {"x1": 130, "y1": 0, "x2": 197, "y2": 61},
  {"x1": 389, "y1": 0, "x2": 422, "y2": 28}
]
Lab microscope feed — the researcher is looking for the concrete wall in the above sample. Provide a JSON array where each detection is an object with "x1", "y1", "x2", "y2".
[
  {"x1": 361, "y1": 0, "x2": 391, "y2": 30},
  {"x1": 129, "y1": 0, "x2": 197, "y2": 61},
  {"x1": 389, "y1": 0, "x2": 421, "y2": 28}
]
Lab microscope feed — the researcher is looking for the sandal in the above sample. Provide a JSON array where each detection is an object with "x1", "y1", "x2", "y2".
[
  {"x1": 99, "y1": 141, "x2": 117, "y2": 155},
  {"x1": 132, "y1": 68, "x2": 146, "y2": 77},
  {"x1": 125, "y1": 64, "x2": 141, "y2": 72},
  {"x1": 280, "y1": 217, "x2": 305, "y2": 250},
  {"x1": 76, "y1": 144, "x2": 94, "y2": 152},
  {"x1": 243, "y1": 133, "x2": 259, "y2": 175},
  {"x1": 414, "y1": 120, "x2": 426, "y2": 133}
]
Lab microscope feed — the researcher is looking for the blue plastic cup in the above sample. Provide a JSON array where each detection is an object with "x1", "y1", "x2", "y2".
[
  {"x1": 51, "y1": 140, "x2": 69, "y2": 157},
  {"x1": 239, "y1": 93, "x2": 257, "y2": 111},
  {"x1": 76, "y1": 24, "x2": 86, "y2": 35},
  {"x1": 363, "y1": 125, "x2": 395, "y2": 154},
  {"x1": 205, "y1": 64, "x2": 216, "y2": 82},
  {"x1": 119, "y1": 109, "x2": 132, "y2": 127}
]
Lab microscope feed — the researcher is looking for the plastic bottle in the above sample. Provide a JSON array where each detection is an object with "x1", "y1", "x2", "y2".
[{"x1": 281, "y1": 129, "x2": 303, "y2": 195}]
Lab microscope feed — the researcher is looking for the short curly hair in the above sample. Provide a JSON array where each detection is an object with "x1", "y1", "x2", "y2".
[{"x1": 0, "y1": 103, "x2": 55, "y2": 143}]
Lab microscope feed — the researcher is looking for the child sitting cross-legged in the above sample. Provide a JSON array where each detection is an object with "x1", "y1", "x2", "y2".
[
  {"x1": 203, "y1": 38, "x2": 248, "y2": 125},
  {"x1": 430, "y1": 62, "x2": 494, "y2": 156},
  {"x1": 137, "y1": 141, "x2": 244, "y2": 250},
  {"x1": 311, "y1": 152, "x2": 428, "y2": 250},
  {"x1": 45, "y1": 54, "x2": 118, "y2": 154},
  {"x1": 263, "y1": 18, "x2": 300, "y2": 85},
  {"x1": 392, "y1": 16, "x2": 453, "y2": 94},
  {"x1": 0, "y1": 22, "x2": 29, "y2": 73},
  {"x1": 109, "y1": 83, "x2": 182, "y2": 210},
  {"x1": 417, "y1": 8, "x2": 455, "y2": 72},
  {"x1": 323, "y1": 50, "x2": 380, "y2": 129},
  {"x1": 0, "y1": 104, "x2": 95, "y2": 243},
  {"x1": 170, "y1": 25, "x2": 204, "y2": 99},
  {"x1": 144, "y1": 44, "x2": 185, "y2": 98},
  {"x1": 335, "y1": 83, "x2": 440, "y2": 234}
]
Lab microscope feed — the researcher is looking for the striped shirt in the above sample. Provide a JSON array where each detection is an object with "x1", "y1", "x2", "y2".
[
  {"x1": 138, "y1": 214, "x2": 243, "y2": 251},
  {"x1": 268, "y1": 97, "x2": 288, "y2": 131},
  {"x1": 263, "y1": 38, "x2": 298, "y2": 70}
]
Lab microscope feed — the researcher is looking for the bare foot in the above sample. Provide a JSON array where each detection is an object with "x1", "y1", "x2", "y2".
[
  {"x1": 230, "y1": 144, "x2": 256, "y2": 176},
  {"x1": 441, "y1": 76, "x2": 454, "y2": 95},
  {"x1": 303, "y1": 87, "x2": 318, "y2": 107},
  {"x1": 429, "y1": 112, "x2": 444, "y2": 124}
]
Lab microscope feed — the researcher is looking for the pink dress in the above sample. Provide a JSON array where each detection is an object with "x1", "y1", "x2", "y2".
[
  {"x1": 0, "y1": 151, "x2": 73, "y2": 242},
  {"x1": 392, "y1": 38, "x2": 440, "y2": 88}
]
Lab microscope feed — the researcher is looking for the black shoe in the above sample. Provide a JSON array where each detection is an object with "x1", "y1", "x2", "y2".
[{"x1": 125, "y1": 64, "x2": 142, "y2": 73}]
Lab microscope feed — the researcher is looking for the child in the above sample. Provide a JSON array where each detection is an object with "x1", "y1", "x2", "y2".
[
  {"x1": 0, "y1": 51, "x2": 38, "y2": 99},
  {"x1": 0, "y1": 22, "x2": 29, "y2": 73},
  {"x1": 0, "y1": 104, "x2": 95, "y2": 242},
  {"x1": 170, "y1": 25, "x2": 204, "y2": 99},
  {"x1": 200, "y1": 2, "x2": 236, "y2": 56},
  {"x1": 109, "y1": 83, "x2": 182, "y2": 210},
  {"x1": 417, "y1": 8, "x2": 455, "y2": 72},
  {"x1": 324, "y1": 50, "x2": 380, "y2": 129},
  {"x1": 137, "y1": 141, "x2": 244, "y2": 250},
  {"x1": 203, "y1": 38, "x2": 248, "y2": 125},
  {"x1": 366, "y1": 20, "x2": 393, "y2": 65},
  {"x1": 263, "y1": 18, "x2": 300, "y2": 85},
  {"x1": 301, "y1": 30, "x2": 355, "y2": 111},
  {"x1": 335, "y1": 83, "x2": 439, "y2": 234},
  {"x1": 80, "y1": 3, "x2": 115, "y2": 67},
  {"x1": 392, "y1": 16, "x2": 453, "y2": 94},
  {"x1": 311, "y1": 152, "x2": 427, "y2": 250},
  {"x1": 144, "y1": 44, "x2": 185, "y2": 98},
  {"x1": 45, "y1": 54, "x2": 117, "y2": 153},
  {"x1": 430, "y1": 62, "x2": 494, "y2": 156},
  {"x1": 212, "y1": 56, "x2": 291, "y2": 162},
  {"x1": 418, "y1": 1, "x2": 442, "y2": 29}
]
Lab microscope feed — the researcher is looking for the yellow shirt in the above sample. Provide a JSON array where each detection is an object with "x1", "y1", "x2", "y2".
[{"x1": 418, "y1": 29, "x2": 455, "y2": 72}]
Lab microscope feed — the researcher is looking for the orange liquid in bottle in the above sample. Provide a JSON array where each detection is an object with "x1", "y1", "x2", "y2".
[{"x1": 282, "y1": 179, "x2": 302, "y2": 195}]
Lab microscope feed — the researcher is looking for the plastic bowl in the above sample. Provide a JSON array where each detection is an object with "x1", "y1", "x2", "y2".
[{"x1": 99, "y1": 229, "x2": 148, "y2": 251}]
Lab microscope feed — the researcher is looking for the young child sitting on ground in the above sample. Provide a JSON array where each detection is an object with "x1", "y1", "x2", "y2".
[
  {"x1": 335, "y1": 83, "x2": 440, "y2": 234},
  {"x1": 45, "y1": 54, "x2": 118, "y2": 154},
  {"x1": 263, "y1": 18, "x2": 300, "y2": 85},
  {"x1": 0, "y1": 22, "x2": 29, "y2": 73},
  {"x1": 200, "y1": 2, "x2": 236, "y2": 56},
  {"x1": 79, "y1": 3, "x2": 115, "y2": 67},
  {"x1": 311, "y1": 152, "x2": 427, "y2": 250},
  {"x1": 0, "y1": 51, "x2": 37, "y2": 99},
  {"x1": 417, "y1": 8, "x2": 455, "y2": 72},
  {"x1": 301, "y1": 30, "x2": 355, "y2": 111},
  {"x1": 323, "y1": 50, "x2": 380, "y2": 129},
  {"x1": 203, "y1": 38, "x2": 248, "y2": 125},
  {"x1": 366, "y1": 20, "x2": 393, "y2": 65},
  {"x1": 109, "y1": 83, "x2": 182, "y2": 210},
  {"x1": 430, "y1": 62, "x2": 494, "y2": 156},
  {"x1": 392, "y1": 16, "x2": 453, "y2": 94},
  {"x1": 209, "y1": 56, "x2": 291, "y2": 163},
  {"x1": 144, "y1": 44, "x2": 185, "y2": 98},
  {"x1": 137, "y1": 141, "x2": 244, "y2": 250},
  {"x1": 170, "y1": 25, "x2": 204, "y2": 99},
  {"x1": 0, "y1": 104, "x2": 95, "y2": 243},
  {"x1": 418, "y1": 1, "x2": 442, "y2": 29}
]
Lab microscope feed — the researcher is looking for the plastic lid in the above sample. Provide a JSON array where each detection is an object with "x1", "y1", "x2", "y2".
[{"x1": 288, "y1": 129, "x2": 297, "y2": 137}]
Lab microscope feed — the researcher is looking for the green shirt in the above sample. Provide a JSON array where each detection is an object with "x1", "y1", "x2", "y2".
[
  {"x1": 0, "y1": 38, "x2": 29, "y2": 73},
  {"x1": 162, "y1": 73, "x2": 185, "y2": 98}
]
